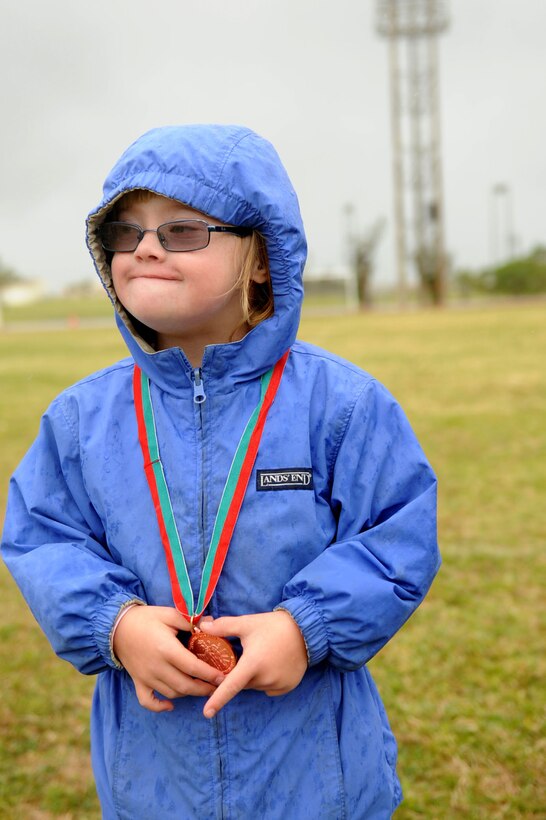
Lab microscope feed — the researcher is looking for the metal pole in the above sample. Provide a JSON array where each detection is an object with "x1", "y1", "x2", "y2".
[
  {"x1": 489, "y1": 186, "x2": 497, "y2": 267},
  {"x1": 387, "y1": 0, "x2": 408, "y2": 306},
  {"x1": 506, "y1": 185, "x2": 515, "y2": 259},
  {"x1": 491, "y1": 183, "x2": 510, "y2": 265},
  {"x1": 427, "y1": 1, "x2": 447, "y2": 304},
  {"x1": 408, "y1": 29, "x2": 426, "y2": 296}
]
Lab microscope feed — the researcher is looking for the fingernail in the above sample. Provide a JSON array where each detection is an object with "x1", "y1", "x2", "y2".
[{"x1": 204, "y1": 707, "x2": 216, "y2": 719}]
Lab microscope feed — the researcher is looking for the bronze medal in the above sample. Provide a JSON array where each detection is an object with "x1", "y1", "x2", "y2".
[{"x1": 188, "y1": 631, "x2": 237, "y2": 673}]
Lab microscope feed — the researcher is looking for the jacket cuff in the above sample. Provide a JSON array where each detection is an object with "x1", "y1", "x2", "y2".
[
  {"x1": 93, "y1": 595, "x2": 146, "y2": 669},
  {"x1": 275, "y1": 596, "x2": 329, "y2": 666}
]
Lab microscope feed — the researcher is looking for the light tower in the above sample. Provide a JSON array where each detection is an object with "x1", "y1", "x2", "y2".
[{"x1": 376, "y1": 0, "x2": 449, "y2": 305}]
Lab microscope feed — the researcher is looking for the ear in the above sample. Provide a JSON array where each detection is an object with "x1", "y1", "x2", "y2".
[{"x1": 250, "y1": 260, "x2": 268, "y2": 285}]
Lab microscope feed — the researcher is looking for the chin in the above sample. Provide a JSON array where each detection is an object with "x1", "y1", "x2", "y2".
[{"x1": 137, "y1": 317, "x2": 181, "y2": 335}]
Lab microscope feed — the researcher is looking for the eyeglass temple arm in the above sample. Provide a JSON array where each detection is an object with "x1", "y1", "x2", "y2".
[{"x1": 209, "y1": 226, "x2": 252, "y2": 237}]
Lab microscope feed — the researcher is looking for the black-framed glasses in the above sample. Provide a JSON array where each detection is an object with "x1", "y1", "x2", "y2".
[{"x1": 98, "y1": 219, "x2": 252, "y2": 253}]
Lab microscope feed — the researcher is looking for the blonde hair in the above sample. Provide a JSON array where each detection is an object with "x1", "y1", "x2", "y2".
[
  {"x1": 109, "y1": 189, "x2": 274, "y2": 331},
  {"x1": 235, "y1": 231, "x2": 273, "y2": 329}
]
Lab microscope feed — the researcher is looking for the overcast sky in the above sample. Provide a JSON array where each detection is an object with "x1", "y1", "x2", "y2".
[{"x1": 1, "y1": 0, "x2": 545, "y2": 292}]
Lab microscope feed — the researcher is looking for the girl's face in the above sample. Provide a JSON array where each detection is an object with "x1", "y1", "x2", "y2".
[{"x1": 110, "y1": 194, "x2": 265, "y2": 360}]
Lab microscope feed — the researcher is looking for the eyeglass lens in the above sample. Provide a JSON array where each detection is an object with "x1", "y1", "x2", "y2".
[{"x1": 100, "y1": 220, "x2": 212, "y2": 252}]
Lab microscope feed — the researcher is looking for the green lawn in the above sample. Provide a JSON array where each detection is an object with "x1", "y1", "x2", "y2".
[
  {"x1": 1, "y1": 294, "x2": 113, "y2": 324},
  {"x1": 1, "y1": 303, "x2": 545, "y2": 817}
]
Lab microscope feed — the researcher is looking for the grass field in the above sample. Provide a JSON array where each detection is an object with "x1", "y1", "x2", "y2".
[
  {"x1": 1, "y1": 295, "x2": 113, "y2": 325},
  {"x1": 1, "y1": 302, "x2": 545, "y2": 818}
]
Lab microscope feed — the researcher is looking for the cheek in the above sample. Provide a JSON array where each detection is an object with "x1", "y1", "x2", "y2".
[
  {"x1": 110, "y1": 256, "x2": 126, "y2": 292},
  {"x1": 199, "y1": 250, "x2": 242, "y2": 295}
]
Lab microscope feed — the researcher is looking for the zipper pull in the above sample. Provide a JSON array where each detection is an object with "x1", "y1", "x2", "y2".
[{"x1": 193, "y1": 368, "x2": 206, "y2": 404}]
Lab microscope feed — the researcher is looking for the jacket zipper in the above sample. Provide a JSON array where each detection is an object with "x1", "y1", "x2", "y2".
[
  {"x1": 214, "y1": 718, "x2": 226, "y2": 819},
  {"x1": 192, "y1": 367, "x2": 206, "y2": 405},
  {"x1": 191, "y1": 368, "x2": 207, "y2": 565},
  {"x1": 191, "y1": 369, "x2": 225, "y2": 817},
  {"x1": 192, "y1": 369, "x2": 228, "y2": 818}
]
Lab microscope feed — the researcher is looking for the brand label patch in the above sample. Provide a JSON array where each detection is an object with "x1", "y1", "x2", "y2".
[{"x1": 256, "y1": 468, "x2": 314, "y2": 491}]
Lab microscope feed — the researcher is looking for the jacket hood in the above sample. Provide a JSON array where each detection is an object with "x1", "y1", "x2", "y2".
[{"x1": 86, "y1": 125, "x2": 307, "y2": 392}]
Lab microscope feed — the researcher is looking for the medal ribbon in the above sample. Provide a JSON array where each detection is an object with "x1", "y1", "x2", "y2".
[{"x1": 133, "y1": 350, "x2": 289, "y2": 623}]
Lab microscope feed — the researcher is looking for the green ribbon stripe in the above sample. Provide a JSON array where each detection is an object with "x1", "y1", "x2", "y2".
[
  {"x1": 142, "y1": 376, "x2": 195, "y2": 614},
  {"x1": 195, "y1": 368, "x2": 273, "y2": 614},
  {"x1": 142, "y1": 368, "x2": 273, "y2": 619}
]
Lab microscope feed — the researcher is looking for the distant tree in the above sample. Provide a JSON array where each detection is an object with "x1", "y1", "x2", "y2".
[
  {"x1": 454, "y1": 247, "x2": 546, "y2": 297},
  {"x1": 0, "y1": 258, "x2": 23, "y2": 289},
  {"x1": 454, "y1": 267, "x2": 488, "y2": 298},
  {"x1": 483, "y1": 246, "x2": 546, "y2": 295},
  {"x1": 415, "y1": 246, "x2": 449, "y2": 305},
  {"x1": 350, "y1": 219, "x2": 386, "y2": 309},
  {"x1": 0, "y1": 260, "x2": 26, "y2": 326}
]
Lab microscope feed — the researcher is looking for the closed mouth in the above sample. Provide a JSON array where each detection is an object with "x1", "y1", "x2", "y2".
[{"x1": 133, "y1": 273, "x2": 181, "y2": 282}]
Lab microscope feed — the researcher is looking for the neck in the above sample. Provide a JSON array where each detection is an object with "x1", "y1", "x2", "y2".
[{"x1": 157, "y1": 323, "x2": 250, "y2": 367}]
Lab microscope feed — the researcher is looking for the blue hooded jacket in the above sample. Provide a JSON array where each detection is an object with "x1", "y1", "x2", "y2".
[{"x1": 2, "y1": 125, "x2": 440, "y2": 819}]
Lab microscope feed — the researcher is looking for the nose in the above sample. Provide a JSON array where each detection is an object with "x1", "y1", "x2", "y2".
[{"x1": 134, "y1": 228, "x2": 167, "y2": 260}]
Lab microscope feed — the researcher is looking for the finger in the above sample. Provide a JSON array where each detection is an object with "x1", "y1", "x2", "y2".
[
  {"x1": 156, "y1": 677, "x2": 218, "y2": 699},
  {"x1": 150, "y1": 606, "x2": 199, "y2": 636},
  {"x1": 153, "y1": 660, "x2": 222, "y2": 697},
  {"x1": 168, "y1": 647, "x2": 226, "y2": 686},
  {"x1": 203, "y1": 658, "x2": 255, "y2": 718},
  {"x1": 134, "y1": 682, "x2": 174, "y2": 713},
  {"x1": 199, "y1": 615, "x2": 247, "y2": 639},
  {"x1": 162, "y1": 608, "x2": 194, "y2": 633}
]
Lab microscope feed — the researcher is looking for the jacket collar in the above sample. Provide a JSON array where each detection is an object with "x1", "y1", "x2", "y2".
[{"x1": 116, "y1": 285, "x2": 300, "y2": 397}]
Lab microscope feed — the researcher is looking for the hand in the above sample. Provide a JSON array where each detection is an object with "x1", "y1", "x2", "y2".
[
  {"x1": 199, "y1": 610, "x2": 308, "y2": 719},
  {"x1": 113, "y1": 606, "x2": 226, "y2": 713}
]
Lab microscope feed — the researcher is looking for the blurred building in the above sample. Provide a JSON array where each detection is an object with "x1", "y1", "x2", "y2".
[{"x1": 1, "y1": 278, "x2": 45, "y2": 306}]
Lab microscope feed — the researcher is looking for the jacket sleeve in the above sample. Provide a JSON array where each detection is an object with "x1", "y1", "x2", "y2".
[
  {"x1": 1, "y1": 396, "x2": 147, "y2": 675},
  {"x1": 277, "y1": 378, "x2": 440, "y2": 670}
]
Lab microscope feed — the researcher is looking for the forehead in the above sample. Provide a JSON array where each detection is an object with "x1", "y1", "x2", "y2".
[{"x1": 116, "y1": 191, "x2": 204, "y2": 219}]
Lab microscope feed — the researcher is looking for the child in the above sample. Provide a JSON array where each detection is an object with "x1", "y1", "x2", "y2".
[{"x1": 1, "y1": 124, "x2": 440, "y2": 819}]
